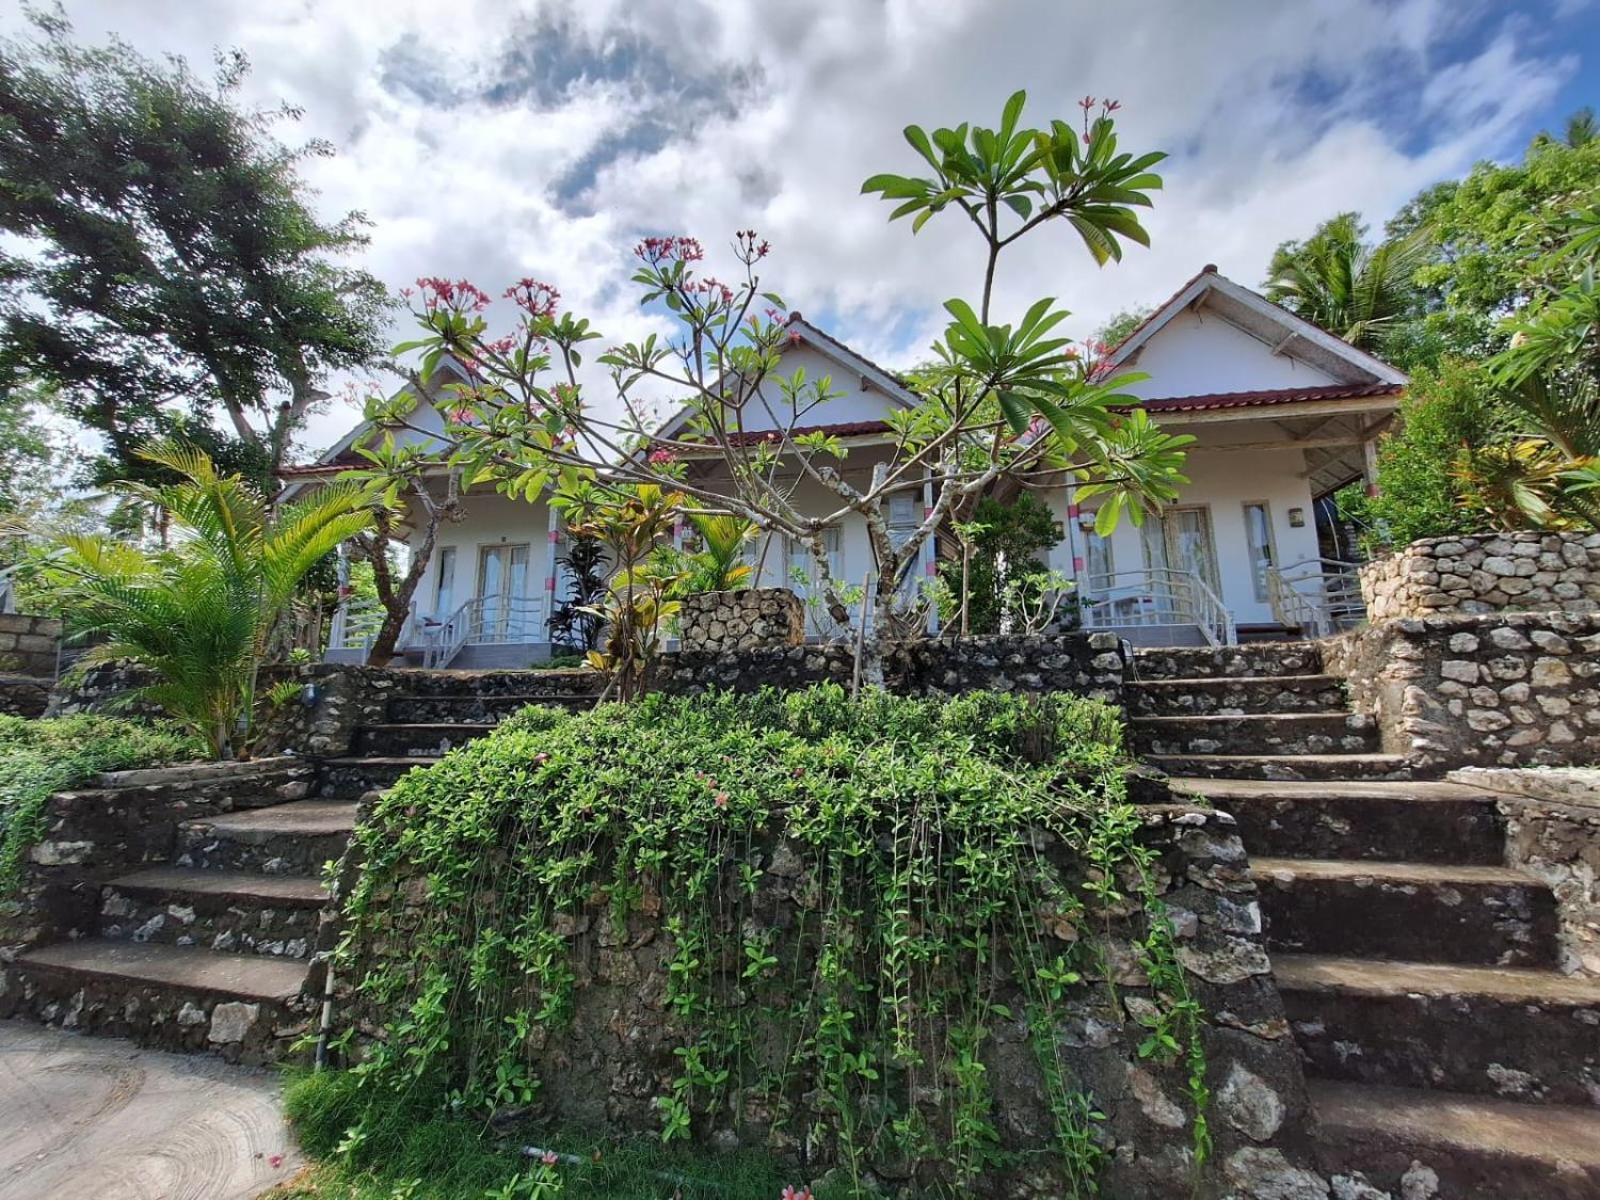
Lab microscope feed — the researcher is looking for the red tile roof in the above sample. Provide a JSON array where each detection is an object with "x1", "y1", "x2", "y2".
[
  {"x1": 1125, "y1": 381, "x2": 1403, "y2": 414},
  {"x1": 694, "y1": 420, "x2": 894, "y2": 448}
]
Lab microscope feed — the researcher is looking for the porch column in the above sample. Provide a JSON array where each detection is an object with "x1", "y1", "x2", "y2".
[
  {"x1": 544, "y1": 505, "x2": 562, "y2": 640},
  {"x1": 1362, "y1": 438, "x2": 1381, "y2": 497}
]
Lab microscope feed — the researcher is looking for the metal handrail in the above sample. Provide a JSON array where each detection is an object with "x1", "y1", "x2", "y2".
[
  {"x1": 1265, "y1": 558, "x2": 1365, "y2": 638},
  {"x1": 1080, "y1": 568, "x2": 1236, "y2": 647},
  {"x1": 422, "y1": 594, "x2": 546, "y2": 669},
  {"x1": 329, "y1": 597, "x2": 385, "y2": 653}
]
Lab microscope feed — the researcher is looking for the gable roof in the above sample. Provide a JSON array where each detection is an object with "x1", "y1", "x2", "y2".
[
  {"x1": 1099, "y1": 264, "x2": 1408, "y2": 389},
  {"x1": 653, "y1": 313, "x2": 919, "y2": 442}
]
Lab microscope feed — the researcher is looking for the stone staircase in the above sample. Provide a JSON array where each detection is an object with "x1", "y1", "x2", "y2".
[
  {"x1": 5, "y1": 669, "x2": 599, "y2": 1061},
  {"x1": 1148, "y1": 643, "x2": 1600, "y2": 1197},
  {"x1": 1128, "y1": 642, "x2": 1411, "y2": 781}
]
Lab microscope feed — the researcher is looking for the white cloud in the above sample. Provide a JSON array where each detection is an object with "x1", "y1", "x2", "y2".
[{"x1": 4, "y1": 0, "x2": 1579, "y2": 456}]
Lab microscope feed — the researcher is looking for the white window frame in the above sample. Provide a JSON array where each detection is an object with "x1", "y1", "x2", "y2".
[{"x1": 1241, "y1": 500, "x2": 1277, "y2": 603}]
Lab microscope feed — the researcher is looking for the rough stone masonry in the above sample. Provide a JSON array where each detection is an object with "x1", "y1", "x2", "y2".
[{"x1": 1360, "y1": 531, "x2": 1600, "y2": 622}]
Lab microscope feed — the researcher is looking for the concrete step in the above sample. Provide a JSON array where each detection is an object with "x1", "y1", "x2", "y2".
[
  {"x1": 175, "y1": 801, "x2": 357, "y2": 876},
  {"x1": 319, "y1": 756, "x2": 438, "y2": 796},
  {"x1": 100, "y1": 867, "x2": 328, "y2": 960},
  {"x1": 2, "y1": 939, "x2": 315, "y2": 1065},
  {"x1": 353, "y1": 723, "x2": 496, "y2": 757},
  {"x1": 1277, "y1": 955, "x2": 1600, "y2": 1106},
  {"x1": 1131, "y1": 712, "x2": 1378, "y2": 757},
  {"x1": 1130, "y1": 642, "x2": 1324, "y2": 681},
  {"x1": 386, "y1": 693, "x2": 591, "y2": 723},
  {"x1": 1143, "y1": 752, "x2": 1414, "y2": 782},
  {"x1": 1311, "y1": 1080, "x2": 1600, "y2": 1199},
  {"x1": 1253, "y1": 857, "x2": 1559, "y2": 968},
  {"x1": 1171, "y1": 778, "x2": 1506, "y2": 865},
  {"x1": 1125, "y1": 673, "x2": 1349, "y2": 717}
]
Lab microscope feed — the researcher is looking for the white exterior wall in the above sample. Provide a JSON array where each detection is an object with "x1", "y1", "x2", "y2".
[
  {"x1": 408, "y1": 490, "x2": 555, "y2": 629},
  {"x1": 669, "y1": 343, "x2": 902, "y2": 435},
  {"x1": 1121, "y1": 309, "x2": 1339, "y2": 398},
  {"x1": 1042, "y1": 436, "x2": 1322, "y2": 628}
]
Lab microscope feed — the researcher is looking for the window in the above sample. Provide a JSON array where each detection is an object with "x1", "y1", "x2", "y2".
[
  {"x1": 1083, "y1": 529, "x2": 1114, "y2": 591},
  {"x1": 1243, "y1": 502, "x2": 1276, "y2": 602},
  {"x1": 433, "y1": 546, "x2": 457, "y2": 618}
]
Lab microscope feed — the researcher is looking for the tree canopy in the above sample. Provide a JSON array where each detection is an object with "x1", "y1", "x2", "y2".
[{"x1": 0, "y1": 9, "x2": 389, "y2": 487}]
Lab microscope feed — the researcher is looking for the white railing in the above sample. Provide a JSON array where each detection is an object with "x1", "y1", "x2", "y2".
[
  {"x1": 0, "y1": 565, "x2": 15, "y2": 614},
  {"x1": 421, "y1": 594, "x2": 546, "y2": 669},
  {"x1": 328, "y1": 597, "x2": 387, "y2": 655},
  {"x1": 1265, "y1": 558, "x2": 1366, "y2": 638},
  {"x1": 1080, "y1": 568, "x2": 1236, "y2": 647}
]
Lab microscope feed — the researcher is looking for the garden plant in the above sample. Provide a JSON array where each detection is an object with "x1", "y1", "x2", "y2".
[{"x1": 363, "y1": 91, "x2": 1190, "y2": 683}]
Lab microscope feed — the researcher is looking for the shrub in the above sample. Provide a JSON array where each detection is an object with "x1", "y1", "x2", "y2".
[
  {"x1": 0, "y1": 713, "x2": 199, "y2": 892},
  {"x1": 329, "y1": 687, "x2": 1207, "y2": 1195}
]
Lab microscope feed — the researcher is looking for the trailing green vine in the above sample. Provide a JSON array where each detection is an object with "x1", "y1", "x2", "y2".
[{"x1": 331, "y1": 686, "x2": 1213, "y2": 1196}]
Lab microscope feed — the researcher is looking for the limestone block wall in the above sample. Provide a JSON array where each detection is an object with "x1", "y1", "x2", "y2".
[
  {"x1": 338, "y1": 803, "x2": 1325, "y2": 1198},
  {"x1": 657, "y1": 633, "x2": 1127, "y2": 706},
  {"x1": 0, "y1": 612, "x2": 61, "y2": 677},
  {"x1": 1360, "y1": 531, "x2": 1600, "y2": 621},
  {"x1": 678, "y1": 587, "x2": 804, "y2": 652},
  {"x1": 1448, "y1": 767, "x2": 1600, "y2": 976},
  {"x1": 0, "y1": 758, "x2": 316, "y2": 956},
  {"x1": 1325, "y1": 612, "x2": 1600, "y2": 771}
]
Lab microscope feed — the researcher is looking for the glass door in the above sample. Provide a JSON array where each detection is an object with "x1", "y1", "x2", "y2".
[
  {"x1": 1142, "y1": 507, "x2": 1219, "y2": 620},
  {"x1": 478, "y1": 543, "x2": 531, "y2": 641}
]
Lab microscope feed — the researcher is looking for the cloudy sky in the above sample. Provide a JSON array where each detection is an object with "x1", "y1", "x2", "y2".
[{"x1": 7, "y1": 0, "x2": 1599, "y2": 457}]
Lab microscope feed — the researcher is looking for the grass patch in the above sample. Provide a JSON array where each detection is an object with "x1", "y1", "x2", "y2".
[
  {"x1": 0, "y1": 712, "x2": 199, "y2": 894},
  {"x1": 273, "y1": 1069, "x2": 796, "y2": 1200}
]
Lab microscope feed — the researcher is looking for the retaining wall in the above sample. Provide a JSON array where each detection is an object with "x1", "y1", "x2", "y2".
[{"x1": 1360, "y1": 531, "x2": 1600, "y2": 621}]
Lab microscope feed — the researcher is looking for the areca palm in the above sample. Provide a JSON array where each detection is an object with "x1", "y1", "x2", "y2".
[
  {"x1": 49, "y1": 441, "x2": 373, "y2": 757},
  {"x1": 1265, "y1": 213, "x2": 1431, "y2": 351}
]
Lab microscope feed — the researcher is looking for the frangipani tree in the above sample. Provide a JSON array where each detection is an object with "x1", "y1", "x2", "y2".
[{"x1": 368, "y1": 92, "x2": 1190, "y2": 681}]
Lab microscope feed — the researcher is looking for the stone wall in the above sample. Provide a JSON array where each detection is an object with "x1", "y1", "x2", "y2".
[
  {"x1": 1360, "y1": 531, "x2": 1600, "y2": 621},
  {"x1": 657, "y1": 632, "x2": 1126, "y2": 706},
  {"x1": 0, "y1": 758, "x2": 316, "y2": 957},
  {"x1": 1324, "y1": 612, "x2": 1600, "y2": 772},
  {"x1": 340, "y1": 802, "x2": 1327, "y2": 1199},
  {"x1": 0, "y1": 613, "x2": 61, "y2": 678},
  {"x1": 1448, "y1": 767, "x2": 1600, "y2": 977},
  {"x1": 0, "y1": 673, "x2": 50, "y2": 718},
  {"x1": 678, "y1": 587, "x2": 804, "y2": 652}
]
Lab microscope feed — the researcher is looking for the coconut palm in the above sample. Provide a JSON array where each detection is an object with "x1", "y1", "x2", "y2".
[
  {"x1": 48, "y1": 441, "x2": 373, "y2": 757},
  {"x1": 1265, "y1": 212, "x2": 1432, "y2": 351}
]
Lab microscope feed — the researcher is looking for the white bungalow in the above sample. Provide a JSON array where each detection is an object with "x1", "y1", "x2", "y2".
[{"x1": 286, "y1": 265, "x2": 1405, "y2": 665}]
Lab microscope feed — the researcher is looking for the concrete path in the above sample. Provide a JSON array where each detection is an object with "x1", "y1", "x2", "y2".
[{"x1": 0, "y1": 1020, "x2": 301, "y2": 1200}]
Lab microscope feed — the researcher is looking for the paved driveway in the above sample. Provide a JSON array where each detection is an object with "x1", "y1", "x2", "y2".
[{"x1": 0, "y1": 1020, "x2": 301, "y2": 1200}]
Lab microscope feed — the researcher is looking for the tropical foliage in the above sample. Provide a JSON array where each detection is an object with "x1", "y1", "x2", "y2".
[
  {"x1": 40, "y1": 443, "x2": 372, "y2": 756},
  {"x1": 364, "y1": 91, "x2": 1189, "y2": 683},
  {"x1": 1264, "y1": 212, "x2": 1431, "y2": 356},
  {"x1": 0, "y1": 10, "x2": 388, "y2": 489},
  {"x1": 326, "y1": 686, "x2": 1207, "y2": 1196},
  {"x1": 937, "y1": 492, "x2": 1061, "y2": 634}
]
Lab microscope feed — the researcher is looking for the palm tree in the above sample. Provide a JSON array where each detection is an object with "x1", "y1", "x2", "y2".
[
  {"x1": 48, "y1": 441, "x2": 373, "y2": 757},
  {"x1": 682, "y1": 513, "x2": 755, "y2": 593},
  {"x1": 1265, "y1": 212, "x2": 1431, "y2": 351}
]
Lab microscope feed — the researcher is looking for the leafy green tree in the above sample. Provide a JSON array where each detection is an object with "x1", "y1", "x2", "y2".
[
  {"x1": 674, "y1": 513, "x2": 755, "y2": 594},
  {"x1": 1093, "y1": 306, "x2": 1152, "y2": 354},
  {"x1": 939, "y1": 492, "x2": 1059, "y2": 634},
  {"x1": 1264, "y1": 212, "x2": 1432, "y2": 361},
  {"x1": 0, "y1": 10, "x2": 389, "y2": 486},
  {"x1": 0, "y1": 380, "x2": 61, "y2": 516},
  {"x1": 43, "y1": 442, "x2": 372, "y2": 757},
  {"x1": 1340, "y1": 360, "x2": 1511, "y2": 546},
  {"x1": 1394, "y1": 117, "x2": 1600, "y2": 359}
]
